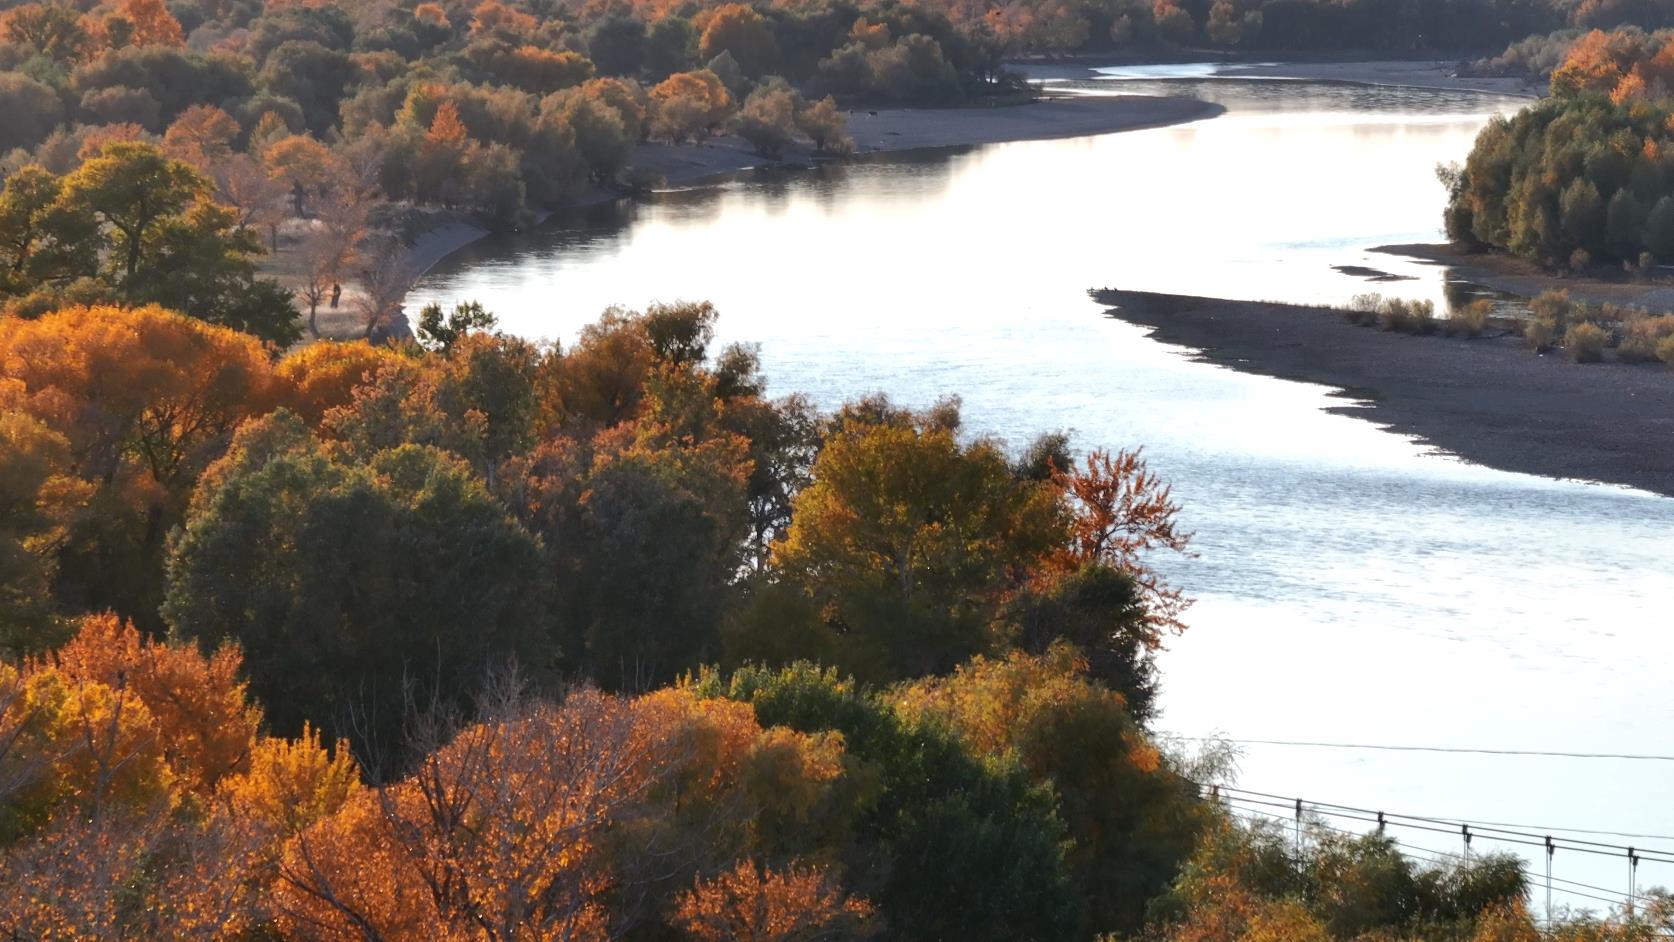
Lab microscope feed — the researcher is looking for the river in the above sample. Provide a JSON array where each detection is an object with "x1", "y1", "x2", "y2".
[{"x1": 410, "y1": 65, "x2": 1674, "y2": 914}]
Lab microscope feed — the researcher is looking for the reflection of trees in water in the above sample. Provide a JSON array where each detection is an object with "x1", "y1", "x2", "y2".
[{"x1": 1441, "y1": 273, "x2": 1528, "y2": 319}]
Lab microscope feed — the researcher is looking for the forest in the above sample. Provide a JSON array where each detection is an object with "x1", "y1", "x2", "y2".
[
  {"x1": 1445, "y1": 25, "x2": 1674, "y2": 269},
  {"x1": 1, "y1": 0, "x2": 1668, "y2": 234},
  {"x1": 3, "y1": 298, "x2": 1673, "y2": 939}
]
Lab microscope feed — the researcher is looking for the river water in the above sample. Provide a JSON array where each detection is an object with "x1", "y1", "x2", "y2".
[{"x1": 411, "y1": 66, "x2": 1674, "y2": 913}]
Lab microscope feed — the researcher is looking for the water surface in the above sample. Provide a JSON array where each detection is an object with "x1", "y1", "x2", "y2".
[{"x1": 412, "y1": 69, "x2": 1674, "y2": 912}]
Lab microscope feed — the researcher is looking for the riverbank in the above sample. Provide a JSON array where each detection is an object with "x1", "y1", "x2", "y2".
[
  {"x1": 1374, "y1": 242, "x2": 1674, "y2": 311},
  {"x1": 1094, "y1": 289, "x2": 1674, "y2": 496},
  {"x1": 628, "y1": 93, "x2": 1223, "y2": 186}
]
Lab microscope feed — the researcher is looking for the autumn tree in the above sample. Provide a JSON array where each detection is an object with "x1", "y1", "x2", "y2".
[
  {"x1": 1053, "y1": 447, "x2": 1195, "y2": 639},
  {"x1": 163, "y1": 104, "x2": 242, "y2": 163},
  {"x1": 798, "y1": 95, "x2": 853, "y2": 155},
  {"x1": 651, "y1": 69, "x2": 733, "y2": 142},
  {"x1": 263, "y1": 133, "x2": 347, "y2": 218},
  {"x1": 697, "y1": 3, "x2": 780, "y2": 76},
  {"x1": 274, "y1": 682, "x2": 848, "y2": 939},
  {"x1": 113, "y1": 0, "x2": 185, "y2": 47},
  {"x1": 705, "y1": 662, "x2": 1085, "y2": 941},
  {"x1": 274, "y1": 340, "x2": 409, "y2": 426},
  {"x1": 895, "y1": 644, "x2": 1208, "y2": 934},
  {"x1": 0, "y1": 412, "x2": 86, "y2": 655},
  {"x1": 672, "y1": 859, "x2": 879, "y2": 941},
  {"x1": 770, "y1": 399, "x2": 1065, "y2": 681},
  {"x1": 735, "y1": 79, "x2": 801, "y2": 159},
  {"x1": 1, "y1": 3, "x2": 92, "y2": 63},
  {"x1": 0, "y1": 305, "x2": 276, "y2": 628}
]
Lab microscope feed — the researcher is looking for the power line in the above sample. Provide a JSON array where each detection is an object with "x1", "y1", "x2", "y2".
[
  {"x1": 1224, "y1": 805, "x2": 1645, "y2": 915},
  {"x1": 1226, "y1": 806, "x2": 1624, "y2": 904},
  {"x1": 1162, "y1": 734, "x2": 1674, "y2": 763},
  {"x1": 1208, "y1": 784, "x2": 1674, "y2": 865}
]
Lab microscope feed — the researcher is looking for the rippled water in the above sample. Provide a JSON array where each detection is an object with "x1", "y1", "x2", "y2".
[{"x1": 411, "y1": 68, "x2": 1674, "y2": 910}]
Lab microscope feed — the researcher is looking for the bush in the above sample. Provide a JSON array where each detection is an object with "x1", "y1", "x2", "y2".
[
  {"x1": 1659, "y1": 335, "x2": 1674, "y2": 368},
  {"x1": 1375, "y1": 298, "x2": 1434, "y2": 334},
  {"x1": 1524, "y1": 317, "x2": 1557, "y2": 352},
  {"x1": 1376, "y1": 298, "x2": 1411, "y2": 332},
  {"x1": 1410, "y1": 299, "x2": 1436, "y2": 334},
  {"x1": 1621, "y1": 313, "x2": 1674, "y2": 362},
  {"x1": 1446, "y1": 299, "x2": 1492, "y2": 337},
  {"x1": 1530, "y1": 290, "x2": 1571, "y2": 328},
  {"x1": 1566, "y1": 322, "x2": 1606, "y2": 362},
  {"x1": 1344, "y1": 292, "x2": 1383, "y2": 326}
]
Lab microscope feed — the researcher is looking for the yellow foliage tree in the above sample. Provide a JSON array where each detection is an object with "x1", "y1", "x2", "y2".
[{"x1": 275, "y1": 341, "x2": 411, "y2": 426}]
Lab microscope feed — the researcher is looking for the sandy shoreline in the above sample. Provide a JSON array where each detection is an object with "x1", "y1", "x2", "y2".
[
  {"x1": 629, "y1": 93, "x2": 1224, "y2": 184},
  {"x1": 1375, "y1": 242, "x2": 1674, "y2": 312},
  {"x1": 1095, "y1": 289, "x2": 1674, "y2": 496}
]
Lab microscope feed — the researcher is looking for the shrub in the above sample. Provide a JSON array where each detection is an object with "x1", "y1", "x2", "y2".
[
  {"x1": 1566, "y1": 322, "x2": 1606, "y2": 362},
  {"x1": 1377, "y1": 298, "x2": 1412, "y2": 332},
  {"x1": 1524, "y1": 317, "x2": 1557, "y2": 352},
  {"x1": 1446, "y1": 299, "x2": 1492, "y2": 337},
  {"x1": 1569, "y1": 247, "x2": 1592, "y2": 272},
  {"x1": 1343, "y1": 293, "x2": 1383, "y2": 327},
  {"x1": 1659, "y1": 335, "x2": 1674, "y2": 368},
  {"x1": 1621, "y1": 314, "x2": 1674, "y2": 362},
  {"x1": 1374, "y1": 298, "x2": 1434, "y2": 334},
  {"x1": 1530, "y1": 290, "x2": 1571, "y2": 328},
  {"x1": 1410, "y1": 299, "x2": 1436, "y2": 334}
]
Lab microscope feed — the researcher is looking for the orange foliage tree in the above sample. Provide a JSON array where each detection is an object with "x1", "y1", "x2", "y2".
[
  {"x1": 50, "y1": 612, "x2": 260, "y2": 793},
  {"x1": 0, "y1": 614, "x2": 356, "y2": 938},
  {"x1": 275, "y1": 341, "x2": 411, "y2": 425},
  {"x1": 273, "y1": 684, "x2": 849, "y2": 941},
  {"x1": 1053, "y1": 447, "x2": 1195, "y2": 639},
  {"x1": 671, "y1": 859, "x2": 878, "y2": 942},
  {"x1": 0, "y1": 305, "x2": 277, "y2": 626}
]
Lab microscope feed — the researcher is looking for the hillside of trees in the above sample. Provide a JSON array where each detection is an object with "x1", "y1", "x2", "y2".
[
  {"x1": 4, "y1": 294, "x2": 1674, "y2": 939},
  {"x1": 1444, "y1": 26, "x2": 1674, "y2": 270}
]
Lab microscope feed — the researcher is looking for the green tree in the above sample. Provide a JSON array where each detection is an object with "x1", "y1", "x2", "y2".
[
  {"x1": 1605, "y1": 187, "x2": 1647, "y2": 261},
  {"x1": 701, "y1": 662, "x2": 1086, "y2": 942},
  {"x1": 0, "y1": 165, "x2": 97, "y2": 295},
  {"x1": 645, "y1": 16, "x2": 697, "y2": 79},
  {"x1": 59, "y1": 141, "x2": 207, "y2": 289},
  {"x1": 1000, "y1": 562, "x2": 1158, "y2": 720},
  {"x1": 417, "y1": 299, "x2": 498, "y2": 352},
  {"x1": 164, "y1": 412, "x2": 551, "y2": 759},
  {"x1": 0, "y1": 74, "x2": 64, "y2": 155},
  {"x1": 772, "y1": 401, "x2": 1065, "y2": 681},
  {"x1": 586, "y1": 15, "x2": 646, "y2": 75},
  {"x1": 1559, "y1": 177, "x2": 1605, "y2": 257},
  {"x1": 1644, "y1": 195, "x2": 1674, "y2": 261},
  {"x1": 895, "y1": 645, "x2": 1209, "y2": 935},
  {"x1": 128, "y1": 202, "x2": 301, "y2": 346}
]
